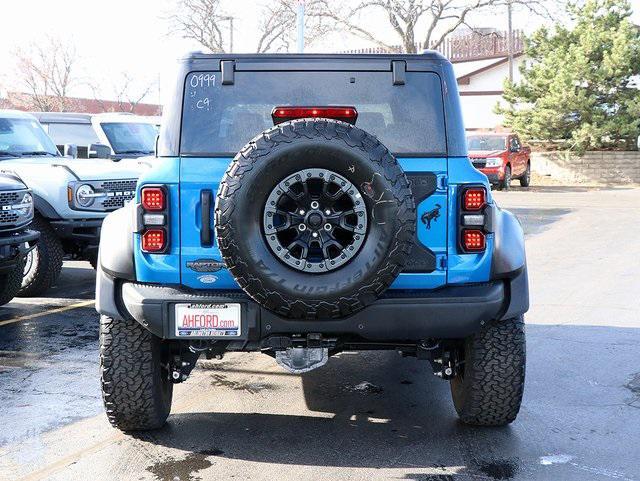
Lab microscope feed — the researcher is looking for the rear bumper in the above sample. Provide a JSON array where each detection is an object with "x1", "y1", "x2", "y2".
[
  {"x1": 0, "y1": 229, "x2": 39, "y2": 273},
  {"x1": 98, "y1": 267, "x2": 528, "y2": 342}
]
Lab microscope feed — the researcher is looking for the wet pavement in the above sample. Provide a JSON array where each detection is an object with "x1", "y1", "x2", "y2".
[{"x1": 0, "y1": 186, "x2": 639, "y2": 481}]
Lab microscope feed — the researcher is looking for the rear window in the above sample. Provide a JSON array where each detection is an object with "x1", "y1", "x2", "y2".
[{"x1": 181, "y1": 71, "x2": 446, "y2": 156}]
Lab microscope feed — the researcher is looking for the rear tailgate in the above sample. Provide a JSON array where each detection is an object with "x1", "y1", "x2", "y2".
[{"x1": 179, "y1": 66, "x2": 448, "y2": 290}]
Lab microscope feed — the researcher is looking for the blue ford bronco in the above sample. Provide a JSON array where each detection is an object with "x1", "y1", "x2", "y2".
[{"x1": 96, "y1": 52, "x2": 528, "y2": 431}]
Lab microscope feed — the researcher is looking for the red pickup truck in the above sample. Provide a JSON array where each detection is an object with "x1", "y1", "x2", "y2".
[{"x1": 467, "y1": 132, "x2": 531, "y2": 190}]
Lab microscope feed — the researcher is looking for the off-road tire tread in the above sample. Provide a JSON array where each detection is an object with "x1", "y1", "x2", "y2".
[
  {"x1": 18, "y1": 216, "x2": 63, "y2": 296},
  {"x1": 216, "y1": 119, "x2": 415, "y2": 319},
  {"x1": 0, "y1": 258, "x2": 25, "y2": 306},
  {"x1": 100, "y1": 315, "x2": 172, "y2": 431},
  {"x1": 451, "y1": 316, "x2": 526, "y2": 426}
]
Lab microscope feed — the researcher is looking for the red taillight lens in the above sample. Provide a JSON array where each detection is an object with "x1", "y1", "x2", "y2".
[
  {"x1": 462, "y1": 229, "x2": 486, "y2": 251},
  {"x1": 463, "y1": 188, "x2": 486, "y2": 211},
  {"x1": 141, "y1": 187, "x2": 165, "y2": 211},
  {"x1": 271, "y1": 106, "x2": 358, "y2": 125},
  {"x1": 141, "y1": 229, "x2": 166, "y2": 252}
]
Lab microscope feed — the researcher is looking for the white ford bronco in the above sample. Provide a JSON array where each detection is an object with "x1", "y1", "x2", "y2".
[{"x1": 0, "y1": 110, "x2": 146, "y2": 295}]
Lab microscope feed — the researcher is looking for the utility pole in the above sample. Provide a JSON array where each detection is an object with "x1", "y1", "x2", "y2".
[
  {"x1": 297, "y1": 0, "x2": 305, "y2": 53},
  {"x1": 221, "y1": 16, "x2": 234, "y2": 52},
  {"x1": 507, "y1": 0, "x2": 513, "y2": 82}
]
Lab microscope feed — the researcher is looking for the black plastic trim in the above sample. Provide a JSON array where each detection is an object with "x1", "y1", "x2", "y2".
[
  {"x1": 392, "y1": 60, "x2": 406, "y2": 85},
  {"x1": 113, "y1": 280, "x2": 519, "y2": 341},
  {"x1": 200, "y1": 189, "x2": 213, "y2": 247}
]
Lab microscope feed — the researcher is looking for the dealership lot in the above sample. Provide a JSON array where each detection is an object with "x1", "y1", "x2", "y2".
[{"x1": 0, "y1": 186, "x2": 639, "y2": 481}]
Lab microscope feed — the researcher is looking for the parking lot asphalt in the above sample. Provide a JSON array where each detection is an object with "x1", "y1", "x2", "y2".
[{"x1": 0, "y1": 186, "x2": 639, "y2": 481}]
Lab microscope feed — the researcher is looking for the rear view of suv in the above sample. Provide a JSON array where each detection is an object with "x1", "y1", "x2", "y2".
[{"x1": 97, "y1": 53, "x2": 529, "y2": 431}]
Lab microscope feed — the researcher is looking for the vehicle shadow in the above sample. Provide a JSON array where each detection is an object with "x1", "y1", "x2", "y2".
[
  {"x1": 44, "y1": 261, "x2": 96, "y2": 299},
  {"x1": 507, "y1": 207, "x2": 572, "y2": 237},
  {"x1": 138, "y1": 352, "x2": 523, "y2": 473}
]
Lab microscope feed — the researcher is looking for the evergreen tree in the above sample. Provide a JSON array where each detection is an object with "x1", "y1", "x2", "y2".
[{"x1": 497, "y1": 0, "x2": 640, "y2": 152}]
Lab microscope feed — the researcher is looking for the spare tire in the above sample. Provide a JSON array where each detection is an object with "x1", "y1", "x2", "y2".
[{"x1": 215, "y1": 119, "x2": 415, "y2": 319}]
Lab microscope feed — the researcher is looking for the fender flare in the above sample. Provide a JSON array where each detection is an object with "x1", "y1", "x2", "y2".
[
  {"x1": 490, "y1": 207, "x2": 529, "y2": 319},
  {"x1": 95, "y1": 204, "x2": 136, "y2": 319},
  {"x1": 98, "y1": 203, "x2": 136, "y2": 280},
  {"x1": 491, "y1": 207, "x2": 526, "y2": 278},
  {"x1": 33, "y1": 194, "x2": 61, "y2": 220}
]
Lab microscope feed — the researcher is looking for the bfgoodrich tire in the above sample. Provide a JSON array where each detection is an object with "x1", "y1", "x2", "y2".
[
  {"x1": 18, "y1": 216, "x2": 63, "y2": 297},
  {"x1": 450, "y1": 316, "x2": 526, "y2": 426},
  {"x1": 216, "y1": 119, "x2": 415, "y2": 319},
  {"x1": 0, "y1": 258, "x2": 25, "y2": 306},
  {"x1": 100, "y1": 315, "x2": 173, "y2": 431}
]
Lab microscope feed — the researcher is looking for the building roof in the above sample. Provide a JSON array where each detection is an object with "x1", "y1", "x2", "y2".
[{"x1": 0, "y1": 92, "x2": 161, "y2": 116}]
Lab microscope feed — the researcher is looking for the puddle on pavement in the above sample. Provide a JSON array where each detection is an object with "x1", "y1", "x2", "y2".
[
  {"x1": 625, "y1": 373, "x2": 640, "y2": 394},
  {"x1": 624, "y1": 373, "x2": 640, "y2": 408},
  {"x1": 147, "y1": 450, "x2": 223, "y2": 481},
  {"x1": 476, "y1": 459, "x2": 519, "y2": 480}
]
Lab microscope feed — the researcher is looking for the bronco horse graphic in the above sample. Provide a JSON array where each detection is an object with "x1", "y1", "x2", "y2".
[{"x1": 421, "y1": 203, "x2": 442, "y2": 229}]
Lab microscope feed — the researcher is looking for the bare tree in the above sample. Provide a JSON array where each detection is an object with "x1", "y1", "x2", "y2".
[
  {"x1": 323, "y1": 0, "x2": 556, "y2": 53},
  {"x1": 14, "y1": 36, "x2": 78, "y2": 111},
  {"x1": 256, "y1": 0, "x2": 333, "y2": 53},
  {"x1": 169, "y1": 0, "x2": 233, "y2": 53},
  {"x1": 89, "y1": 73, "x2": 157, "y2": 113},
  {"x1": 170, "y1": 0, "x2": 331, "y2": 53}
]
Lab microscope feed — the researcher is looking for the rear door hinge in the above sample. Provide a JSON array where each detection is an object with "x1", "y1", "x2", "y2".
[
  {"x1": 436, "y1": 254, "x2": 447, "y2": 271},
  {"x1": 436, "y1": 174, "x2": 448, "y2": 191}
]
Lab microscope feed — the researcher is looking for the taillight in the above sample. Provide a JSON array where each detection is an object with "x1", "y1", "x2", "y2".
[
  {"x1": 463, "y1": 187, "x2": 486, "y2": 211},
  {"x1": 141, "y1": 229, "x2": 166, "y2": 252},
  {"x1": 459, "y1": 186, "x2": 488, "y2": 253},
  {"x1": 141, "y1": 187, "x2": 165, "y2": 211},
  {"x1": 139, "y1": 185, "x2": 169, "y2": 253},
  {"x1": 271, "y1": 106, "x2": 358, "y2": 125},
  {"x1": 462, "y1": 229, "x2": 486, "y2": 251}
]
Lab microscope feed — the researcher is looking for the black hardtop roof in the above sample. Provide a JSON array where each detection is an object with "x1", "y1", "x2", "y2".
[
  {"x1": 183, "y1": 50, "x2": 448, "y2": 61},
  {"x1": 178, "y1": 50, "x2": 450, "y2": 72}
]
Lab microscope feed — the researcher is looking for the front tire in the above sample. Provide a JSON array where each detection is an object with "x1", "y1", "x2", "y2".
[
  {"x1": 100, "y1": 315, "x2": 173, "y2": 431},
  {"x1": 18, "y1": 217, "x2": 64, "y2": 297},
  {"x1": 450, "y1": 316, "x2": 526, "y2": 426},
  {"x1": 0, "y1": 258, "x2": 25, "y2": 306}
]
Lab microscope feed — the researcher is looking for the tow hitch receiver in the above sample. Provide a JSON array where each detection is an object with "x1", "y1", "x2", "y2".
[
  {"x1": 266, "y1": 333, "x2": 332, "y2": 373},
  {"x1": 276, "y1": 347, "x2": 329, "y2": 373}
]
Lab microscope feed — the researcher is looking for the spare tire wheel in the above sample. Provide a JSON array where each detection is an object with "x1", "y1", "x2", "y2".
[{"x1": 215, "y1": 119, "x2": 415, "y2": 319}]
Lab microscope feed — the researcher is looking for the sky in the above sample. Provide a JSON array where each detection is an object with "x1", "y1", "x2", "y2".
[{"x1": 1, "y1": 0, "x2": 639, "y2": 106}]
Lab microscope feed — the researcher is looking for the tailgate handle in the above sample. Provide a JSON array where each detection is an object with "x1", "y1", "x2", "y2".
[{"x1": 200, "y1": 189, "x2": 213, "y2": 247}]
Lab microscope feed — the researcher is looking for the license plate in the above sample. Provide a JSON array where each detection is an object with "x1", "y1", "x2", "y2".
[{"x1": 174, "y1": 303, "x2": 241, "y2": 337}]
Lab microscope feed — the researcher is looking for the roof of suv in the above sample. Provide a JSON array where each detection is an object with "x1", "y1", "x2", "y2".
[
  {"x1": 182, "y1": 51, "x2": 448, "y2": 61},
  {"x1": 32, "y1": 112, "x2": 156, "y2": 124}
]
